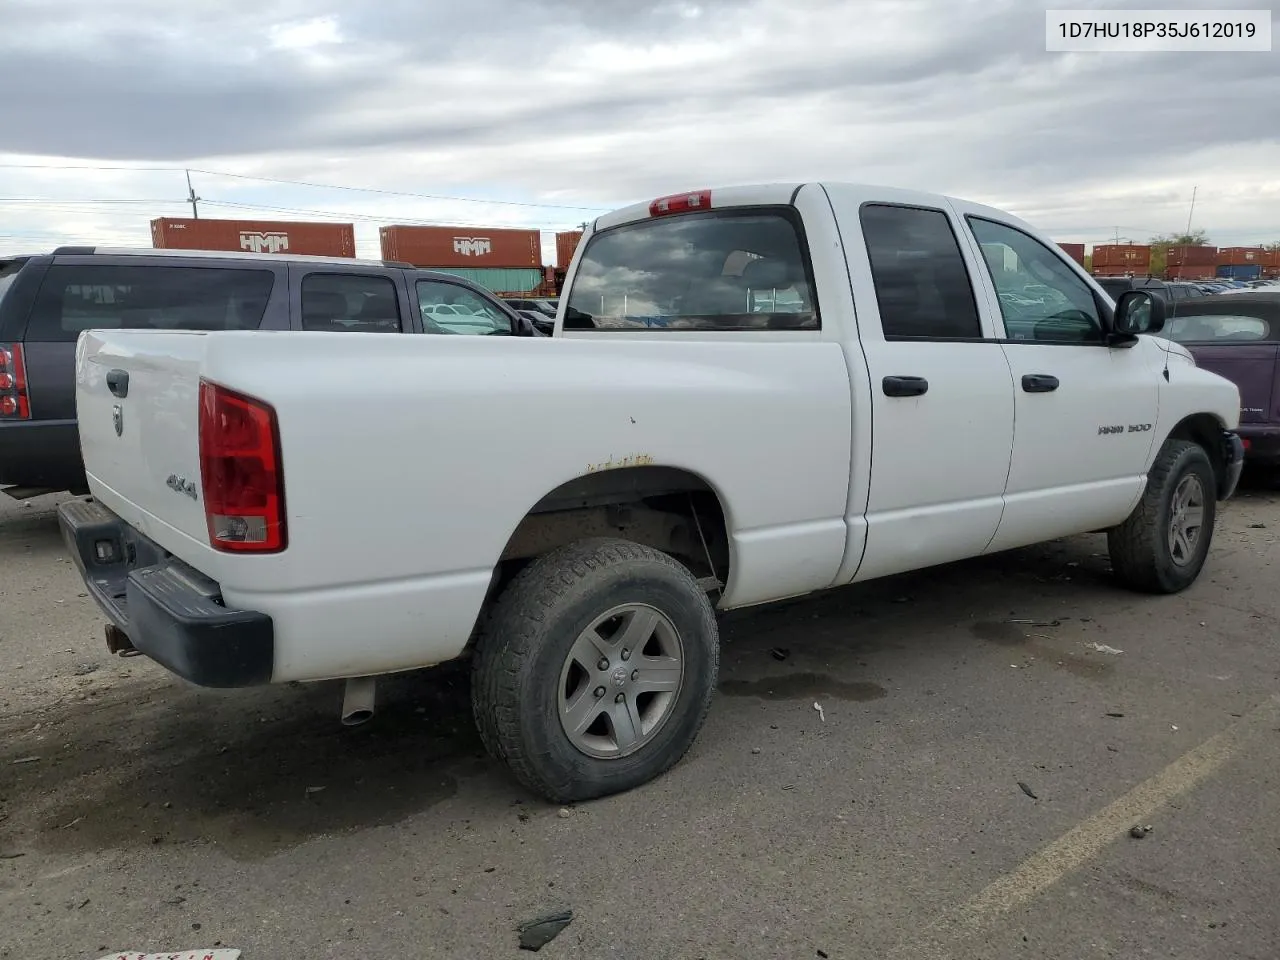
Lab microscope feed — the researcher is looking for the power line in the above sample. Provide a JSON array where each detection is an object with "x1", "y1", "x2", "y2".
[{"x1": 0, "y1": 161, "x2": 612, "y2": 212}]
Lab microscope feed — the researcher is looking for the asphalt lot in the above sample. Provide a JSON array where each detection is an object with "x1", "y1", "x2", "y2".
[{"x1": 1, "y1": 486, "x2": 1278, "y2": 960}]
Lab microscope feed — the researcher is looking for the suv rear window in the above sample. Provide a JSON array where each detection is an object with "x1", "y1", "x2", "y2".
[
  {"x1": 563, "y1": 209, "x2": 818, "y2": 331},
  {"x1": 0, "y1": 260, "x2": 22, "y2": 305},
  {"x1": 24, "y1": 264, "x2": 275, "y2": 342}
]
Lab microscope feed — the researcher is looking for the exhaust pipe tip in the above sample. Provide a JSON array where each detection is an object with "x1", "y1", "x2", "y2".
[{"x1": 341, "y1": 676, "x2": 377, "y2": 727}]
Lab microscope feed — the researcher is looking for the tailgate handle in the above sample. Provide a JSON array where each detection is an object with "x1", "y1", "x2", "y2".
[{"x1": 106, "y1": 369, "x2": 129, "y2": 398}]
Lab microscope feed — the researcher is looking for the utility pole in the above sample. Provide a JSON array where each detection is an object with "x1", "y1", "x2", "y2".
[
  {"x1": 1185, "y1": 185, "x2": 1197, "y2": 236},
  {"x1": 185, "y1": 170, "x2": 201, "y2": 219}
]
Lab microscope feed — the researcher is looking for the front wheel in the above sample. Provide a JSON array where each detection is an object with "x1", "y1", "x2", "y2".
[
  {"x1": 1108, "y1": 439, "x2": 1217, "y2": 594},
  {"x1": 471, "y1": 537, "x2": 719, "y2": 803}
]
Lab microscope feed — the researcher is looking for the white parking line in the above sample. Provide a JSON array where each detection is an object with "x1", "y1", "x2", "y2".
[{"x1": 891, "y1": 694, "x2": 1280, "y2": 958}]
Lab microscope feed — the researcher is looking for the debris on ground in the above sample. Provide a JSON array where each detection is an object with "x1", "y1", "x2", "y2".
[
  {"x1": 557, "y1": 808, "x2": 572, "y2": 819},
  {"x1": 751, "y1": 748, "x2": 761, "y2": 755},
  {"x1": 0, "y1": 852, "x2": 26, "y2": 860},
  {"x1": 770, "y1": 647, "x2": 791, "y2": 662},
  {"x1": 1105, "y1": 712, "x2": 1125, "y2": 718},
  {"x1": 11, "y1": 756, "x2": 40, "y2": 764},
  {"x1": 73, "y1": 662, "x2": 100, "y2": 676},
  {"x1": 517, "y1": 909, "x2": 573, "y2": 951},
  {"x1": 1250, "y1": 523, "x2": 1266, "y2": 529},
  {"x1": 813, "y1": 702, "x2": 825, "y2": 722},
  {"x1": 1129, "y1": 825, "x2": 1152, "y2": 839},
  {"x1": 1085, "y1": 642, "x2": 1124, "y2": 655},
  {"x1": 95, "y1": 951, "x2": 240, "y2": 960},
  {"x1": 1017, "y1": 781, "x2": 1038, "y2": 800}
]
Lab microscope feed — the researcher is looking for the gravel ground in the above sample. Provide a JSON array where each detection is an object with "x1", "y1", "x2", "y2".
[{"x1": 1, "y1": 484, "x2": 1278, "y2": 960}]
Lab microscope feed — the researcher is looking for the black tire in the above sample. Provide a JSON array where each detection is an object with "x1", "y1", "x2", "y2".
[
  {"x1": 470, "y1": 537, "x2": 719, "y2": 803},
  {"x1": 1108, "y1": 439, "x2": 1217, "y2": 594}
]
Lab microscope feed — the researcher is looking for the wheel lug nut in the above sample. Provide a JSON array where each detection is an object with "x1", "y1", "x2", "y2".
[
  {"x1": 621, "y1": 648, "x2": 631, "y2": 661},
  {"x1": 631, "y1": 670, "x2": 639, "y2": 682},
  {"x1": 615, "y1": 692, "x2": 625, "y2": 703},
  {"x1": 597, "y1": 658, "x2": 609, "y2": 671},
  {"x1": 594, "y1": 686, "x2": 606, "y2": 698}
]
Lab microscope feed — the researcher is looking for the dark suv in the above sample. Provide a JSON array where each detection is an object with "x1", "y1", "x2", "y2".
[
  {"x1": 1093, "y1": 276, "x2": 1209, "y2": 304},
  {"x1": 0, "y1": 246, "x2": 538, "y2": 498}
]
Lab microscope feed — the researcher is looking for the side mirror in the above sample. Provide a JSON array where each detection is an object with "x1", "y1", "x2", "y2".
[
  {"x1": 512, "y1": 313, "x2": 535, "y2": 337},
  {"x1": 1113, "y1": 290, "x2": 1165, "y2": 336}
]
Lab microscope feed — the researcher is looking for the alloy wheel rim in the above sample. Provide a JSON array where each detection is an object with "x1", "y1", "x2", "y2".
[
  {"x1": 557, "y1": 602, "x2": 685, "y2": 760},
  {"x1": 1168, "y1": 474, "x2": 1206, "y2": 567}
]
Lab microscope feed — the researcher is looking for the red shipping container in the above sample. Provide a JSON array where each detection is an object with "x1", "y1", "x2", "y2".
[
  {"x1": 379, "y1": 225, "x2": 541, "y2": 268},
  {"x1": 1165, "y1": 265, "x2": 1216, "y2": 281},
  {"x1": 1218, "y1": 246, "x2": 1265, "y2": 266},
  {"x1": 1166, "y1": 245, "x2": 1217, "y2": 267},
  {"x1": 150, "y1": 217, "x2": 355, "y2": 257},
  {"x1": 555, "y1": 231, "x2": 583, "y2": 268},
  {"x1": 1092, "y1": 264, "x2": 1150, "y2": 277},
  {"x1": 1261, "y1": 249, "x2": 1280, "y2": 268},
  {"x1": 1091, "y1": 244, "x2": 1152, "y2": 271},
  {"x1": 1057, "y1": 242, "x2": 1085, "y2": 266}
]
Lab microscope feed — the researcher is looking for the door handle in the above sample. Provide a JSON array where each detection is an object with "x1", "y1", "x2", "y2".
[
  {"x1": 882, "y1": 375, "x2": 929, "y2": 397},
  {"x1": 1021, "y1": 374, "x2": 1059, "y2": 393},
  {"x1": 106, "y1": 369, "x2": 129, "y2": 398}
]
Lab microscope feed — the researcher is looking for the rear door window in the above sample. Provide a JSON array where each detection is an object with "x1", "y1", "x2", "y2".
[
  {"x1": 416, "y1": 280, "x2": 513, "y2": 335},
  {"x1": 860, "y1": 204, "x2": 983, "y2": 339},
  {"x1": 25, "y1": 263, "x2": 275, "y2": 342},
  {"x1": 563, "y1": 209, "x2": 818, "y2": 331},
  {"x1": 300, "y1": 273, "x2": 403, "y2": 332}
]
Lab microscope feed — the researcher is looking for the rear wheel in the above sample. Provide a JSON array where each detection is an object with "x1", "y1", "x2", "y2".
[
  {"x1": 1108, "y1": 439, "x2": 1216, "y2": 594},
  {"x1": 471, "y1": 537, "x2": 719, "y2": 803}
]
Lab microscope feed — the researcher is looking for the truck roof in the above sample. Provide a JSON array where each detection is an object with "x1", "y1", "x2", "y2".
[{"x1": 591, "y1": 182, "x2": 1033, "y2": 234}]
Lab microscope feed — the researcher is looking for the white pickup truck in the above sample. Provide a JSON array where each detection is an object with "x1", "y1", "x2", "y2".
[{"x1": 59, "y1": 182, "x2": 1244, "y2": 803}]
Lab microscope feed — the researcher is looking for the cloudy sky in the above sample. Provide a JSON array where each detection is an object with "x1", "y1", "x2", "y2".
[{"x1": 1, "y1": 0, "x2": 1277, "y2": 262}]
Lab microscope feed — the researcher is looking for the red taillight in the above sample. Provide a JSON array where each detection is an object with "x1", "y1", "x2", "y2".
[
  {"x1": 198, "y1": 379, "x2": 286, "y2": 553},
  {"x1": 0, "y1": 343, "x2": 31, "y2": 420},
  {"x1": 649, "y1": 190, "x2": 712, "y2": 217}
]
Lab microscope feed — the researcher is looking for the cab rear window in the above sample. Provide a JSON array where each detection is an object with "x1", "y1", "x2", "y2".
[
  {"x1": 563, "y1": 209, "x2": 818, "y2": 331},
  {"x1": 25, "y1": 264, "x2": 275, "y2": 342}
]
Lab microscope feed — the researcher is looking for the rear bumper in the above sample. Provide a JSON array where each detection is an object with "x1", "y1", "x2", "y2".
[
  {"x1": 1235, "y1": 425, "x2": 1280, "y2": 466},
  {"x1": 57, "y1": 497, "x2": 275, "y2": 687},
  {"x1": 1220, "y1": 430, "x2": 1245, "y2": 500},
  {"x1": 0, "y1": 418, "x2": 87, "y2": 491}
]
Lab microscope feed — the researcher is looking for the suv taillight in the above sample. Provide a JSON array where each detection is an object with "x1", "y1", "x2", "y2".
[
  {"x1": 198, "y1": 379, "x2": 287, "y2": 553},
  {"x1": 0, "y1": 343, "x2": 31, "y2": 419}
]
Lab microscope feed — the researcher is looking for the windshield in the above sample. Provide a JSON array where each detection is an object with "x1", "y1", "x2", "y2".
[
  {"x1": 1158, "y1": 312, "x2": 1274, "y2": 343},
  {"x1": 564, "y1": 210, "x2": 818, "y2": 331}
]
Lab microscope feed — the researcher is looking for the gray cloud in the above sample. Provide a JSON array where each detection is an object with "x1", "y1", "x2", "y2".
[{"x1": 1, "y1": 0, "x2": 1278, "y2": 254}]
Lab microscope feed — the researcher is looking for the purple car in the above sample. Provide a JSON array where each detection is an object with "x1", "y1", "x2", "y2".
[{"x1": 1157, "y1": 292, "x2": 1280, "y2": 466}]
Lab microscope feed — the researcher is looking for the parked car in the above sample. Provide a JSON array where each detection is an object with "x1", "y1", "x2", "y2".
[
  {"x1": 1156, "y1": 293, "x2": 1280, "y2": 467},
  {"x1": 1093, "y1": 276, "x2": 1209, "y2": 304},
  {"x1": 0, "y1": 247, "x2": 539, "y2": 498},
  {"x1": 58, "y1": 182, "x2": 1243, "y2": 802},
  {"x1": 504, "y1": 297, "x2": 559, "y2": 318}
]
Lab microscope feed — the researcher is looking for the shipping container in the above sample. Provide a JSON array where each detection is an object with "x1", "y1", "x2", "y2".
[
  {"x1": 1056, "y1": 242, "x2": 1085, "y2": 266},
  {"x1": 150, "y1": 217, "x2": 356, "y2": 257},
  {"x1": 1217, "y1": 246, "x2": 1265, "y2": 266},
  {"x1": 555, "y1": 231, "x2": 583, "y2": 268},
  {"x1": 1216, "y1": 263, "x2": 1263, "y2": 281},
  {"x1": 1091, "y1": 243, "x2": 1152, "y2": 271},
  {"x1": 1261, "y1": 249, "x2": 1280, "y2": 268},
  {"x1": 425, "y1": 266, "x2": 545, "y2": 295},
  {"x1": 1091, "y1": 264, "x2": 1150, "y2": 277},
  {"x1": 380, "y1": 225, "x2": 541, "y2": 269},
  {"x1": 1164, "y1": 265, "x2": 1217, "y2": 281},
  {"x1": 1166, "y1": 244, "x2": 1217, "y2": 267}
]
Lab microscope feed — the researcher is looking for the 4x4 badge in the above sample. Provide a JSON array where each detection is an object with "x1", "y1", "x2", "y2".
[{"x1": 112, "y1": 404, "x2": 123, "y2": 437}]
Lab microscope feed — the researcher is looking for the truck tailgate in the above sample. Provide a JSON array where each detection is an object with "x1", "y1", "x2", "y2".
[{"x1": 76, "y1": 329, "x2": 211, "y2": 550}]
